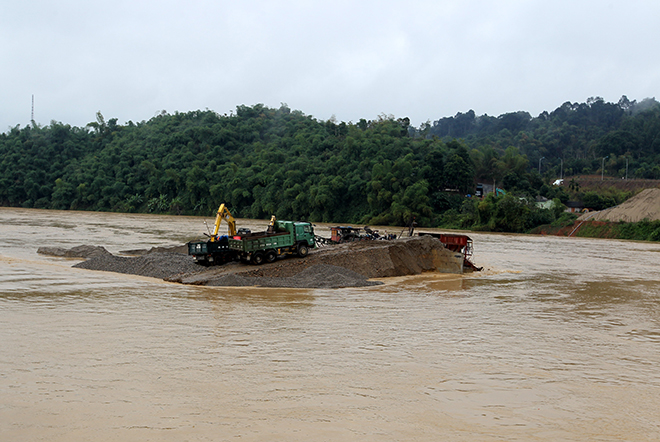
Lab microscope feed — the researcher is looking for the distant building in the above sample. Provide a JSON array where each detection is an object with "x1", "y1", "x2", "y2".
[{"x1": 565, "y1": 201, "x2": 587, "y2": 213}]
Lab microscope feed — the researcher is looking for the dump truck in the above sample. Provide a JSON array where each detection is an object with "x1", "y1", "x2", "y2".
[
  {"x1": 188, "y1": 204, "x2": 240, "y2": 266},
  {"x1": 228, "y1": 218, "x2": 316, "y2": 265},
  {"x1": 330, "y1": 226, "x2": 363, "y2": 243}
]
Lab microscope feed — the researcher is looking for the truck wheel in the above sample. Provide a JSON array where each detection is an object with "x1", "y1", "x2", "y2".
[
  {"x1": 297, "y1": 243, "x2": 309, "y2": 257},
  {"x1": 265, "y1": 250, "x2": 277, "y2": 263},
  {"x1": 251, "y1": 251, "x2": 265, "y2": 265}
]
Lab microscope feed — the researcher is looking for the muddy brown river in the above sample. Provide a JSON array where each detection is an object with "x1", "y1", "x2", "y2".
[{"x1": 1, "y1": 207, "x2": 659, "y2": 441}]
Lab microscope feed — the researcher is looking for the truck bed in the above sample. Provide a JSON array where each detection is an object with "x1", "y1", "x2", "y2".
[{"x1": 228, "y1": 231, "x2": 293, "y2": 253}]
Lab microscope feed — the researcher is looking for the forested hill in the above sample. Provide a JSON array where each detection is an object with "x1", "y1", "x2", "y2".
[
  {"x1": 429, "y1": 96, "x2": 660, "y2": 180},
  {"x1": 1, "y1": 97, "x2": 660, "y2": 229}
]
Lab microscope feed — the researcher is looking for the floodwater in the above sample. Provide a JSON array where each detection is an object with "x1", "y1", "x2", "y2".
[{"x1": 1, "y1": 207, "x2": 660, "y2": 441}]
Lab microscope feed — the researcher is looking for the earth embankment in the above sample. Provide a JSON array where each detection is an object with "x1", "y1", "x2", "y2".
[
  {"x1": 578, "y1": 188, "x2": 660, "y2": 223},
  {"x1": 59, "y1": 236, "x2": 464, "y2": 288}
]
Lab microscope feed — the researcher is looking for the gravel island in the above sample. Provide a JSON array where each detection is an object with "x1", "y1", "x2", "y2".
[{"x1": 41, "y1": 236, "x2": 465, "y2": 288}]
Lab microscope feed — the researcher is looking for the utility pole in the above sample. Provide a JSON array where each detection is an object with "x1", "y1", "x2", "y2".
[
  {"x1": 601, "y1": 156, "x2": 608, "y2": 181},
  {"x1": 560, "y1": 158, "x2": 563, "y2": 180},
  {"x1": 539, "y1": 156, "x2": 545, "y2": 174},
  {"x1": 625, "y1": 157, "x2": 629, "y2": 180}
]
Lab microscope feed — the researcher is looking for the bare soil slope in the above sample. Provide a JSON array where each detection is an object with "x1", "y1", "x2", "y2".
[{"x1": 579, "y1": 188, "x2": 660, "y2": 222}]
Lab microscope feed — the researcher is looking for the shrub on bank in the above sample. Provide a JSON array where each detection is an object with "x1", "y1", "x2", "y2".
[{"x1": 615, "y1": 220, "x2": 660, "y2": 241}]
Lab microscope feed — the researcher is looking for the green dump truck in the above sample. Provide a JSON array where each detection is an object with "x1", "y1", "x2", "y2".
[{"x1": 228, "y1": 220, "x2": 316, "y2": 265}]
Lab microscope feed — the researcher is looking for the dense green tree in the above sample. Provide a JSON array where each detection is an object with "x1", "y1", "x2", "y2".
[{"x1": 2, "y1": 97, "x2": 660, "y2": 233}]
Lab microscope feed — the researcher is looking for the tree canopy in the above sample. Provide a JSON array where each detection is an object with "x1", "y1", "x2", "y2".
[{"x1": 1, "y1": 97, "x2": 660, "y2": 232}]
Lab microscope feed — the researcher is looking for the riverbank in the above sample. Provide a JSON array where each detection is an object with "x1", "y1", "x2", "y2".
[
  {"x1": 529, "y1": 188, "x2": 660, "y2": 241},
  {"x1": 530, "y1": 219, "x2": 660, "y2": 241}
]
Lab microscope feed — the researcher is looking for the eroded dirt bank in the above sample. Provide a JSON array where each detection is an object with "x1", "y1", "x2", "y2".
[{"x1": 41, "y1": 236, "x2": 464, "y2": 288}]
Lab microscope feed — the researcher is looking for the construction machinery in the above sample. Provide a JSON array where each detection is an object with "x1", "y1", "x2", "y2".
[
  {"x1": 417, "y1": 232, "x2": 482, "y2": 271},
  {"x1": 229, "y1": 218, "x2": 316, "y2": 265},
  {"x1": 328, "y1": 225, "x2": 395, "y2": 243},
  {"x1": 330, "y1": 226, "x2": 364, "y2": 243},
  {"x1": 188, "y1": 204, "x2": 239, "y2": 266}
]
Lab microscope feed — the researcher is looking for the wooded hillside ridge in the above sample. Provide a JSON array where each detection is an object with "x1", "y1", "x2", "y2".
[{"x1": 2, "y1": 96, "x2": 660, "y2": 234}]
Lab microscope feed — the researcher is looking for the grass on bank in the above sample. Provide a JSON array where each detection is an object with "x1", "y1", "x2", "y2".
[{"x1": 529, "y1": 217, "x2": 660, "y2": 241}]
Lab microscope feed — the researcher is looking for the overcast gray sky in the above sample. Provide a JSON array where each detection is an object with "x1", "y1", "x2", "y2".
[{"x1": 2, "y1": 0, "x2": 658, "y2": 131}]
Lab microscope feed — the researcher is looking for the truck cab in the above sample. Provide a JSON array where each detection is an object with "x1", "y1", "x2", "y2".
[{"x1": 292, "y1": 222, "x2": 315, "y2": 246}]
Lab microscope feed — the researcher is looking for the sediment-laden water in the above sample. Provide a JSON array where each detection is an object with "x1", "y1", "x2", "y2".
[{"x1": 1, "y1": 207, "x2": 659, "y2": 441}]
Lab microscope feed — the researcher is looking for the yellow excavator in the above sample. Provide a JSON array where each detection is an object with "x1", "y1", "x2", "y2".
[
  {"x1": 209, "y1": 203, "x2": 237, "y2": 240},
  {"x1": 188, "y1": 204, "x2": 242, "y2": 265}
]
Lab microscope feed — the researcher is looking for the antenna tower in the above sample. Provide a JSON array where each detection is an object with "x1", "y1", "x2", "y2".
[{"x1": 31, "y1": 95, "x2": 35, "y2": 124}]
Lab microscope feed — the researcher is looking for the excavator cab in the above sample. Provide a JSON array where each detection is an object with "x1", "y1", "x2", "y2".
[
  {"x1": 210, "y1": 203, "x2": 237, "y2": 240},
  {"x1": 189, "y1": 203, "x2": 240, "y2": 266}
]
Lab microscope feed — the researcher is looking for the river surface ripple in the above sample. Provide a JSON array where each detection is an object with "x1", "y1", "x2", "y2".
[{"x1": 1, "y1": 208, "x2": 659, "y2": 441}]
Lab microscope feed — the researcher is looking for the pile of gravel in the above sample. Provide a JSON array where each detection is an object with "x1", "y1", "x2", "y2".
[
  {"x1": 206, "y1": 264, "x2": 382, "y2": 288},
  {"x1": 73, "y1": 252, "x2": 203, "y2": 279},
  {"x1": 62, "y1": 236, "x2": 459, "y2": 288},
  {"x1": 38, "y1": 245, "x2": 111, "y2": 258}
]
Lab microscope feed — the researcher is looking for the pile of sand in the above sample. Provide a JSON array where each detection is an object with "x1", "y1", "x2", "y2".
[
  {"x1": 173, "y1": 235, "x2": 465, "y2": 287},
  {"x1": 579, "y1": 188, "x2": 660, "y2": 223},
  {"x1": 205, "y1": 264, "x2": 382, "y2": 288},
  {"x1": 60, "y1": 236, "x2": 465, "y2": 288}
]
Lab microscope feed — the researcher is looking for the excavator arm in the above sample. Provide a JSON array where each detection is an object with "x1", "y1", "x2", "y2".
[
  {"x1": 266, "y1": 215, "x2": 276, "y2": 234},
  {"x1": 210, "y1": 204, "x2": 237, "y2": 240}
]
